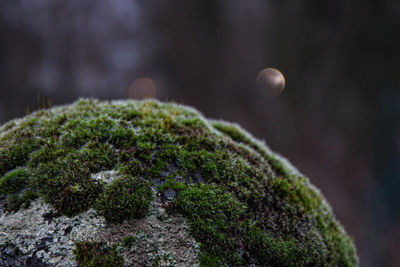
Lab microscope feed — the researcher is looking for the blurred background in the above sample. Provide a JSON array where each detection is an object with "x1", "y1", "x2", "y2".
[{"x1": 0, "y1": 1, "x2": 399, "y2": 266}]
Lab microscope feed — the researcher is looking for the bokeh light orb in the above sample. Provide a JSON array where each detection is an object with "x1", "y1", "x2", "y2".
[
  {"x1": 128, "y1": 77, "x2": 157, "y2": 99},
  {"x1": 256, "y1": 68, "x2": 285, "y2": 97}
]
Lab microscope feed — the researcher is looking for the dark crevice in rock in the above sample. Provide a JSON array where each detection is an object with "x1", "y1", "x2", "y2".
[
  {"x1": 0, "y1": 243, "x2": 48, "y2": 267},
  {"x1": 35, "y1": 237, "x2": 53, "y2": 251}
]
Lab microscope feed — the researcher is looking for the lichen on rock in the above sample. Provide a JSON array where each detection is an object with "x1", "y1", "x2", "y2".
[{"x1": 0, "y1": 98, "x2": 358, "y2": 266}]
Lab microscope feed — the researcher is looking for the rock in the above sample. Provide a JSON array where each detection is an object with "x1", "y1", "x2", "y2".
[
  {"x1": 163, "y1": 188, "x2": 176, "y2": 201},
  {"x1": 36, "y1": 237, "x2": 53, "y2": 251},
  {"x1": 0, "y1": 99, "x2": 358, "y2": 266},
  {"x1": 25, "y1": 254, "x2": 48, "y2": 267},
  {"x1": 63, "y1": 226, "x2": 73, "y2": 236}
]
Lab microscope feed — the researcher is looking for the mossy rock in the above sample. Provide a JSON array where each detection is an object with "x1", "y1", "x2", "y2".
[{"x1": 0, "y1": 98, "x2": 358, "y2": 266}]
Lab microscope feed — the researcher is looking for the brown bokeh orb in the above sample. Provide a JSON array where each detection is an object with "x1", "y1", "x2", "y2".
[
  {"x1": 128, "y1": 77, "x2": 157, "y2": 99},
  {"x1": 256, "y1": 68, "x2": 285, "y2": 97}
]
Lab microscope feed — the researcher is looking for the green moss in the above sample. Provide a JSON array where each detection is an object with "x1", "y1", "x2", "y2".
[
  {"x1": 96, "y1": 175, "x2": 153, "y2": 223},
  {"x1": 0, "y1": 168, "x2": 38, "y2": 213},
  {"x1": 121, "y1": 235, "x2": 136, "y2": 247},
  {"x1": 29, "y1": 154, "x2": 104, "y2": 216},
  {"x1": 171, "y1": 183, "x2": 247, "y2": 265},
  {"x1": 73, "y1": 241, "x2": 124, "y2": 267},
  {"x1": 210, "y1": 120, "x2": 253, "y2": 144},
  {"x1": 0, "y1": 98, "x2": 358, "y2": 266},
  {"x1": 0, "y1": 133, "x2": 41, "y2": 177},
  {"x1": 244, "y1": 225, "x2": 307, "y2": 266},
  {"x1": 0, "y1": 168, "x2": 29, "y2": 194},
  {"x1": 211, "y1": 120, "x2": 297, "y2": 177},
  {"x1": 4, "y1": 190, "x2": 39, "y2": 212},
  {"x1": 198, "y1": 252, "x2": 226, "y2": 267}
]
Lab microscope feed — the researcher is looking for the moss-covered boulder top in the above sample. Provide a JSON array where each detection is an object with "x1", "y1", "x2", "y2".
[{"x1": 0, "y1": 99, "x2": 358, "y2": 266}]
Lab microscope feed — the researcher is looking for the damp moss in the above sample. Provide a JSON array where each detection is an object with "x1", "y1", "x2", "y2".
[
  {"x1": 121, "y1": 235, "x2": 136, "y2": 247},
  {"x1": 73, "y1": 241, "x2": 124, "y2": 267},
  {"x1": 0, "y1": 168, "x2": 38, "y2": 212},
  {"x1": 96, "y1": 175, "x2": 153, "y2": 223},
  {"x1": 0, "y1": 98, "x2": 358, "y2": 266},
  {"x1": 0, "y1": 168, "x2": 29, "y2": 194},
  {"x1": 4, "y1": 190, "x2": 39, "y2": 212},
  {"x1": 172, "y1": 183, "x2": 248, "y2": 265}
]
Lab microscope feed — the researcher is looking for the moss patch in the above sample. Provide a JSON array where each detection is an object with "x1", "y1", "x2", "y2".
[
  {"x1": 0, "y1": 168, "x2": 38, "y2": 212},
  {"x1": 121, "y1": 235, "x2": 136, "y2": 247},
  {"x1": 96, "y1": 175, "x2": 153, "y2": 223},
  {"x1": 0, "y1": 98, "x2": 358, "y2": 266},
  {"x1": 0, "y1": 168, "x2": 29, "y2": 194},
  {"x1": 73, "y1": 241, "x2": 124, "y2": 267}
]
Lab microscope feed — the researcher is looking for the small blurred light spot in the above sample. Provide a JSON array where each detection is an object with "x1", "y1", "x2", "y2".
[
  {"x1": 256, "y1": 68, "x2": 285, "y2": 97},
  {"x1": 128, "y1": 77, "x2": 157, "y2": 99}
]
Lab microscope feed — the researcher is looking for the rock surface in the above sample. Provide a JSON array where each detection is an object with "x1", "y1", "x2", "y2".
[
  {"x1": 0, "y1": 99, "x2": 358, "y2": 266},
  {"x1": 0, "y1": 196, "x2": 199, "y2": 266}
]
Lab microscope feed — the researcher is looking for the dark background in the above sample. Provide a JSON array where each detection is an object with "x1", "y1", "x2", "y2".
[{"x1": 1, "y1": 1, "x2": 399, "y2": 266}]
